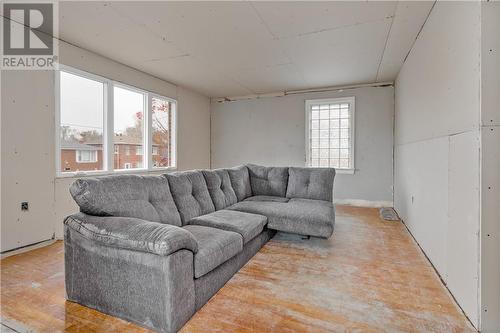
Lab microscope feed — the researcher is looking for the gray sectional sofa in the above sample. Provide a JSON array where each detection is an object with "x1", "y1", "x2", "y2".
[{"x1": 64, "y1": 164, "x2": 335, "y2": 333}]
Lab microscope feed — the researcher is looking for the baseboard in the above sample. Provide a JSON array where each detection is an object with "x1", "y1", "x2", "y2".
[
  {"x1": 1, "y1": 239, "x2": 56, "y2": 259},
  {"x1": 333, "y1": 199, "x2": 393, "y2": 208}
]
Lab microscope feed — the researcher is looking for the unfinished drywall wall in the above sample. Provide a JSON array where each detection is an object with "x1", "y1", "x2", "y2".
[
  {"x1": 394, "y1": 2, "x2": 481, "y2": 328},
  {"x1": 211, "y1": 86, "x2": 394, "y2": 205},
  {"x1": 480, "y1": 2, "x2": 500, "y2": 332},
  {"x1": 1, "y1": 39, "x2": 211, "y2": 251}
]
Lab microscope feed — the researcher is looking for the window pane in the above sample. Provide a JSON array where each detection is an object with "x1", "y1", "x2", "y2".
[
  {"x1": 152, "y1": 97, "x2": 175, "y2": 168},
  {"x1": 308, "y1": 99, "x2": 353, "y2": 169},
  {"x1": 114, "y1": 86, "x2": 145, "y2": 170},
  {"x1": 60, "y1": 71, "x2": 104, "y2": 173}
]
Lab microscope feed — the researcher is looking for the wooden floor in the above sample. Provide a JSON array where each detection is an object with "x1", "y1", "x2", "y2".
[{"x1": 1, "y1": 206, "x2": 475, "y2": 333}]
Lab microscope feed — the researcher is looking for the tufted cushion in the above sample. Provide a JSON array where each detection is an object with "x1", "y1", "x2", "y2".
[
  {"x1": 164, "y1": 171, "x2": 215, "y2": 224},
  {"x1": 202, "y1": 169, "x2": 237, "y2": 210},
  {"x1": 286, "y1": 167, "x2": 335, "y2": 202},
  {"x1": 69, "y1": 175, "x2": 182, "y2": 226},
  {"x1": 246, "y1": 164, "x2": 289, "y2": 197},
  {"x1": 226, "y1": 165, "x2": 252, "y2": 201}
]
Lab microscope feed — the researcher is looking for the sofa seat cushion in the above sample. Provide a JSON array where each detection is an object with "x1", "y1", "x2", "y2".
[
  {"x1": 244, "y1": 195, "x2": 290, "y2": 203},
  {"x1": 183, "y1": 225, "x2": 243, "y2": 278},
  {"x1": 227, "y1": 198, "x2": 334, "y2": 238},
  {"x1": 189, "y1": 210, "x2": 267, "y2": 244},
  {"x1": 246, "y1": 164, "x2": 289, "y2": 197}
]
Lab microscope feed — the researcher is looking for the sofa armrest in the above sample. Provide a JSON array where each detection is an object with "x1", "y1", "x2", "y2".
[{"x1": 64, "y1": 213, "x2": 198, "y2": 256}]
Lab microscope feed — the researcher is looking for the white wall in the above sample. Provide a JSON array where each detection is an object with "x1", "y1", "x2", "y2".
[
  {"x1": 480, "y1": 2, "x2": 500, "y2": 332},
  {"x1": 394, "y1": 2, "x2": 481, "y2": 328},
  {"x1": 1, "y1": 39, "x2": 211, "y2": 251},
  {"x1": 211, "y1": 86, "x2": 394, "y2": 205}
]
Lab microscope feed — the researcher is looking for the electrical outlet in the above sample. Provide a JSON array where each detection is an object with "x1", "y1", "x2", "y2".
[{"x1": 21, "y1": 202, "x2": 29, "y2": 211}]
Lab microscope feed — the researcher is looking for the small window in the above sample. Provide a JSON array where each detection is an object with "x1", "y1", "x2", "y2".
[
  {"x1": 305, "y1": 97, "x2": 355, "y2": 172},
  {"x1": 124, "y1": 163, "x2": 131, "y2": 169},
  {"x1": 136, "y1": 146, "x2": 143, "y2": 155},
  {"x1": 152, "y1": 146, "x2": 159, "y2": 155}
]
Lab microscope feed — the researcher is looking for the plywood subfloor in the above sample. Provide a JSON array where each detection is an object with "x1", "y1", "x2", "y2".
[{"x1": 1, "y1": 206, "x2": 475, "y2": 333}]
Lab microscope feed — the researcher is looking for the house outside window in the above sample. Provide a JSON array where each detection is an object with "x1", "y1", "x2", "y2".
[{"x1": 305, "y1": 97, "x2": 355, "y2": 174}]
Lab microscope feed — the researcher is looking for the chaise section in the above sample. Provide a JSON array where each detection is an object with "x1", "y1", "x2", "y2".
[
  {"x1": 64, "y1": 213, "x2": 198, "y2": 256},
  {"x1": 227, "y1": 198, "x2": 335, "y2": 238},
  {"x1": 188, "y1": 209, "x2": 267, "y2": 244},
  {"x1": 183, "y1": 225, "x2": 243, "y2": 278},
  {"x1": 286, "y1": 167, "x2": 335, "y2": 202}
]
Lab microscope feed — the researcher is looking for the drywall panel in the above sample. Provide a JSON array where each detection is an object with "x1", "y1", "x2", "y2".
[
  {"x1": 480, "y1": 3, "x2": 500, "y2": 331},
  {"x1": 480, "y1": 126, "x2": 500, "y2": 332},
  {"x1": 394, "y1": 2, "x2": 481, "y2": 328},
  {"x1": 211, "y1": 86, "x2": 394, "y2": 203},
  {"x1": 394, "y1": 137, "x2": 449, "y2": 275},
  {"x1": 447, "y1": 131, "x2": 480, "y2": 325},
  {"x1": 395, "y1": 2, "x2": 481, "y2": 145},
  {"x1": 1, "y1": 71, "x2": 56, "y2": 251},
  {"x1": 176, "y1": 86, "x2": 211, "y2": 171},
  {"x1": 481, "y1": 3, "x2": 500, "y2": 126},
  {"x1": 376, "y1": 1, "x2": 434, "y2": 82}
]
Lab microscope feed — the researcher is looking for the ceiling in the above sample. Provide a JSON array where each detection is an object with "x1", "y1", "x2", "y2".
[{"x1": 57, "y1": 1, "x2": 434, "y2": 98}]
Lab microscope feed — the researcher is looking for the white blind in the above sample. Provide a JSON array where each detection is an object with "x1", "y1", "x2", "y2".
[{"x1": 308, "y1": 99, "x2": 353, "y2": 169}]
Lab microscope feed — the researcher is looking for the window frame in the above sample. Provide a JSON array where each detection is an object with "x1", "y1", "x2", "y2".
[
  {"x1": 56, "y1": 65, "x2": 178, "y2": 178},
  {"x1": 304, "y1": 97, "x2": 355, "y2": 174}
]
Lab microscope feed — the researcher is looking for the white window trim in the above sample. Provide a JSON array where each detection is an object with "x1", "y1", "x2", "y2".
[
  {"x1": 305, "y1": 97, "x2": 355, "y2": 175},
  {"x1": 76, "y1": 150, "x2": 98, "y2": 163},
  {"x1": 56, "y1": 64, "x2": 178, "y2": 178}
]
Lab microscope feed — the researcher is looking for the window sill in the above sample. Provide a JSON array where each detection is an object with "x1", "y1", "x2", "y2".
[
  {"x1": 335, "y1": 168, "x2": 355, "y2": 175},
  {"x1": 56, "y1": 167, "x2": 177, "y2": 179}
]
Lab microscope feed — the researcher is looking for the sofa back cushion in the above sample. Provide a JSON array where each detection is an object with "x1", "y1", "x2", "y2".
[
  {"x1": 165, "y1": 171, "x2": 215, "y2": 224},
  {"x1": 202, "y1": 169, "x2": 237, "y2": 210},
  {"x1": 69, "y1": 175, "x2": 182, "y2": 226},
  {"x1": 246, "y1": 164, "x2": 289, "y2": 197},
  {"x1": 226, "y1": 165, "x2": 252, "y2": 201},
  {"x1": 286, "y1": 167, "x2": 335, "y2": 202}
]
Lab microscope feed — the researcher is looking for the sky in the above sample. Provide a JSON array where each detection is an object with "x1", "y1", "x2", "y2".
[{"x1": 60, "y1": 71, "x2": 144, "y2": 136}]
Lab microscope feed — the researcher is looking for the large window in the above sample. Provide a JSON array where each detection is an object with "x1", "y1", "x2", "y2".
[
  {"x1": 305, "y1": 97, "x2": 355, "y2": 173},
  {"x1": 57, "y1": 66, "x2": 177, "y2": 176}
]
